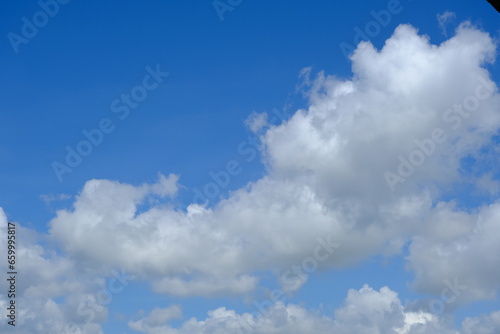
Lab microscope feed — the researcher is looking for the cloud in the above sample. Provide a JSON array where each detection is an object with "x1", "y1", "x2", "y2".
[
  {"x1": 126, "y1": 285, "x2": 500, "y2": 334},
  {"x1": 407, "y1": 200, "x2": 500, "y2": 303},
  {"x1": 129, "y1": 306, "x2": 182, "y2": 333},
  {"x1": 0, "y1": 208, "x2": 108, "y2": 334},
  {"x1": 437, "y1": 11, "x2": 456, "y2": 36},
  {"x1": 40, "y1": 193, "x2": 72, "y2": 206},
  {"x1": 45, "y1": 22, "x2": 500, "y2": 300},
  {"x1": 245, "y1": 111, "x2": 269, "y2": 133},
  {"x1": 461, "y1": 310, "x2": 500, "y2": 334},
  {"x1": 333, "y1": 285, "x2": 405, "y2": 333},
  {"x1": 2, "y1": 20, "x2": 500, "y2": 333}
]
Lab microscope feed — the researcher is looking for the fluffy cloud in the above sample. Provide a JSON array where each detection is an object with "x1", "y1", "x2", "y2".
[
  {"x1": 129, "y1": 305, "x2": 182, "y2": 333},
  {"x1": 461, "y1": 310, "x2": 500, "y2": 334},
  {"x1": 47, "y1": 22, "x2": 500, "y2": 300},
  {"x1": 126, "y1": 285, "x2": 500, "y2": 334},
  {"x1": 2, "y1": 20, "x2": 500, "y2": 333},
  {"x1": 407, "y1": 201, "x2": 500, "y2": 303},
  {"x1": 0, "y1": 207, "x2": 110, "y2": 334}
]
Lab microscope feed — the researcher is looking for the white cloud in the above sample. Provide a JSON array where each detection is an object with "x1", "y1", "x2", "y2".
[
  {"x1": 0, "y1": 208, "x2": 109, "y2": 333},
  {"x1": 2, "y1": 20, "x2": 500, "y2": 333},
  {"x1": 333, "y1": 285, "x2": 405, "y2": 333},
  {"x1": 437, "y1": 11, "x2": 456, "y2": 36},
  {"x1": 40, "y1": 193, "x2": 72, "y2": 206},
  {"x1": 245, "y1": 111, "x2": 269, "y2": 133},
  {"x1": 45, "y1": 22, "x2": 500, "y2": 300},
  {"x1": 126, "y1": 285, "x2": 500, "y2": 334},
  {"x1": 461, "y1": 310, "x2": 500, "y2": 334},
  {"x1": 129, "y1": 305, "x2": 182, "y2": 333},
  {"x1": 407, "y1": 200, "x2": 500, "y2": 303}
]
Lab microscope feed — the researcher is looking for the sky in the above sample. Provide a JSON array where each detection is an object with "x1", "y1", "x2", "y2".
[{"x1": 1, "y1": 0, "x2": 500, "y2": 333}]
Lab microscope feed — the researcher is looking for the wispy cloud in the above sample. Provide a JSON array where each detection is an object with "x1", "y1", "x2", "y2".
[{"x1": 437, "y1": 11, "x2": 456, "y2": 36}]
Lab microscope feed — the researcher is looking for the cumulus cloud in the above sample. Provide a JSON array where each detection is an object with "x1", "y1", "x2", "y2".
[
  {"x1": 407, "y1": 201, "x2": 500, "y2": 303},
  {"x1": 461, "y1": 310, "x2": 500, "y2": 334},
  {"x1": 126, "y1": 285, "x2": 500, "y2": 334},
  {"x1": 0, "y1": 208, "x2": 110, "y2": 334},
  {"x1": 46, "y1": 22, "x2": 500, "y2": 300},
  {"x1": 2, "y1": 20, "x2": 500, "y2": 333},
  {"x1": 129, "y1": 305, "x2": 182, "y2": 333}
]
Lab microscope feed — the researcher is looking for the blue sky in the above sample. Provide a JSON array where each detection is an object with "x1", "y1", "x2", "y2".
[{"x1": 1, "y1": 0, "x2": 500, "y2": 333}]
